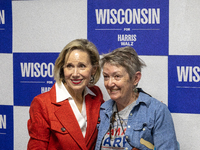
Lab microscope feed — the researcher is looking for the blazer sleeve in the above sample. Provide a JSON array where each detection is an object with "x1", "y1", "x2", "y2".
[{"x1": 27, "y1": 95, "x2": 50, "y2": 150}]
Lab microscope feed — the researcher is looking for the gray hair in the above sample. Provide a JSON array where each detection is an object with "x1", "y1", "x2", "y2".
[{"x1": 100, "y1": 46, "x2": 146, "y2": 80}]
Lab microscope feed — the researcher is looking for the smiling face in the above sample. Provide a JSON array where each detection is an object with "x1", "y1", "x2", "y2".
[
  {"x1": 63, "y1": 49, "x2": 96, "y2": 95},
  {"x1": 103, "y1": 63, "x2": 136, "y2": 106}
]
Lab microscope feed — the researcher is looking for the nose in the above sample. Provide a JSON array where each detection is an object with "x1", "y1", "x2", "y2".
[
  {"x1": 72, "y1": 67, "x2": 80, "y2": 77},
  {"x1": 106, "y1": 77, "x2": 115, "y2": 87}
]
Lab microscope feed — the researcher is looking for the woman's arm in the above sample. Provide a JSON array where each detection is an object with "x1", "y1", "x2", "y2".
[
  {"x1": 153, "y1": 104, "x2": 179, "y2": 150},
  {"x1": 27, "y1": 97, "x2": 50, "y2": 150}
]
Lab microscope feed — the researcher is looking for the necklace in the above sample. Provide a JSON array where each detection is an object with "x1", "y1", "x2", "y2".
[
  {"x1": 116, "y1": 103, "x2": 137, "y2": 149},
  {"x1": 109, "y1": 111, "x2": 117, "y2": 140},
  {"x1": 116, "y1": 106, "x2": 127, "y2": 136},
  {"x1": 109, "y1": 104, "x2": 128, "y2": 140}
]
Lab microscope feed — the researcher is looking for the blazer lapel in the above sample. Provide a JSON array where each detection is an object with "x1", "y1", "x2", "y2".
[
  {"x1": 85, "y1": 94, "x2": 101, "y2": 145},
  {"x1": 54, "y1": 100, "x2": 87, "y2": 150}
]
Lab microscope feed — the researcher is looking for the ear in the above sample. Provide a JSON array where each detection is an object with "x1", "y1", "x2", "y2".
[{"x1": 133, "y1": 71, "x2": 141, "y2": 86}]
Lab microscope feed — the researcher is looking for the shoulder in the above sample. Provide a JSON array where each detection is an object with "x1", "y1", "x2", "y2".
[
  {"x1": 88, "y1": 85, "x2": 104, "y2": 103},
  {"x1": 88, "y1": 85, "x2": 101, "y2": 93},
  {"x1": 138, "y1": 92, "x2": 170, "y2": 113},
  {"x1": 139, "y1": 92, "x2": 165, "y2": 105},
  {"x1": 31, "y1": 84, "x2": 56, "y2": 106},
  {"x1": 88, "y1": 85, "x2": 103, "y2": 97},
  {"x1": 100, "y1": 99, "x2": 114, "y2": 109},
  {"x1": 150, "y1": 97, "x2": 169, "y2": 112}
]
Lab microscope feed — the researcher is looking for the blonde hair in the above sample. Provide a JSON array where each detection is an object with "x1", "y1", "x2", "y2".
[{"x1": 54, "y1": 39, "x2": 101, "y2": 86}]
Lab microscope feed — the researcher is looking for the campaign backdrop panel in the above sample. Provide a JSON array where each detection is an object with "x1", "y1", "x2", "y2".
[
  {"x1": 13, "y1": 53, "x2": 59, "y2": 106},
  {"x1": 0, "y1": 0, "x2": 12, "y2": 53},
  {"x1": 168, "y1": 55, "x2": 200, "y2": 114},
  {"x1": 0, "y1": 0, "x2": 198, "y2": 150},
  {"x1": 88, "y1": 0, "x2": 169, "y2": 55},
  {"x1": 0, "y1": 105, "x2": 13, "y2": 150}
]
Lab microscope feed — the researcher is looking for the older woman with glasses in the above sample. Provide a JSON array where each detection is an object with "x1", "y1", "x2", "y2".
[{"x1": 95, "y1": 46, "x2": 179, "y2": 150}]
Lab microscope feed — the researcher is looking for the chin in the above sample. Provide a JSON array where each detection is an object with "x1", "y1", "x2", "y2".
[{"x1": 110, "y1": 96, "x2": 120, "y2": 101}]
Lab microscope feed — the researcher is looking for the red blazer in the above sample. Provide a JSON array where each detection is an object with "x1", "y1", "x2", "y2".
[{"x1": 27, "y1": 84, "x2": 104, "y2": 150}]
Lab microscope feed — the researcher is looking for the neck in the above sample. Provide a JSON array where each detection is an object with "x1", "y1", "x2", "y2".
[
  {"x1": 71, "y1": 93, "x2": 84, "y2": 113},
  {"x1": 64, "y1": 83, "x2": 84, "y2": 112},
  {"x1": 116, "y1": 91, "x2": 138, "y2": 112}
]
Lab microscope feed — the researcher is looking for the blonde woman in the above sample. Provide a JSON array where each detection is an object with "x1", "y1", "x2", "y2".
[{"x1": 27, "y1": 39, "x2": 104, "y2": 150}]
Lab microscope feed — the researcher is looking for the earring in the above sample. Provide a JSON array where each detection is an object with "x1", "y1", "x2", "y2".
[
  {"x1": 133, "y1": 85, "x2": 138, "y2": 93},
  {"x1": 89, "y1": 75, "x2": 94, "y2": 84}
]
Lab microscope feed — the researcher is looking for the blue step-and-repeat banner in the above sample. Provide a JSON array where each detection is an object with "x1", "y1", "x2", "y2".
[
  {"x1": 168, "y1": 56, "x2": 200, "y2": 114},
  {"x1": 87, "y1": 0, "x2": 200, "y2": 114},
  {"x1": 13, "y1": 53, "x2": 58, "y2": 106},
  {"x1": 88, "y1": 0, "x2": 168, "y2": 55},
  {"x1": 0, "y1": 0, "x2": 13, "y2": 149},
  {"x1": 0, "y1": 0, "x2": 12, "y2": 53},
  {"x1": 0, "y1": 0, "x2": 200, "y2": 149}
]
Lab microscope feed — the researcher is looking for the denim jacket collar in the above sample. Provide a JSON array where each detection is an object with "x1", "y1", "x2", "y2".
[
  {"x1": 136, "y1": 92, "x2": 151, "y2": 107},
  {"x1": 100, "y1": 90, "x2": 151, "y2": 115}
]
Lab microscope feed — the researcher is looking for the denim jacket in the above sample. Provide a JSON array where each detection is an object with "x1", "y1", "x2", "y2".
[{"x1": 95, "y1": 90, "x2": 179, "y2": 150}]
